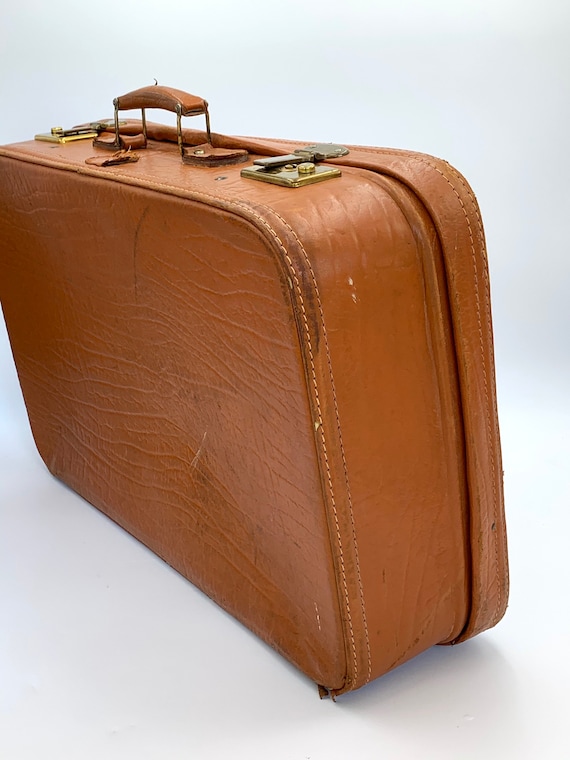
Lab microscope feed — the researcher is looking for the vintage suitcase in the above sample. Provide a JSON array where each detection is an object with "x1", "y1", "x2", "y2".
[{"x1": 0, "y1": 85, "x2": 508, "y2": 697}]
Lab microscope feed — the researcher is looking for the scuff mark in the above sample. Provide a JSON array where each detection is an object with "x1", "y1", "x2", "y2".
[
  {"x1": 133, "y1": 206, "x2": 150, "y2": 304},
  {"x1": 314, "y1": 602, "x2": 321, "y2": 631},
  {"x1": 347, "y1": 276, "x2": 358, "y2": 304},
  {"x1": 190, "y1": 431, "x2": 208, "y2": 469}
]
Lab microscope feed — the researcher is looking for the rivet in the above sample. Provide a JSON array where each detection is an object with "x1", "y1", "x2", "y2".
[{"x1": 298, "y1": 162, "x2": 316, "y2": 175}]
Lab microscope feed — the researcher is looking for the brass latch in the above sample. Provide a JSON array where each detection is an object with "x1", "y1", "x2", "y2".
[
  {"x1": 241, "y1": 143, "x2": 348, "y2": 188},
  {"x1": 35, "y1": 121, "x2": 120, "y2": 144}
]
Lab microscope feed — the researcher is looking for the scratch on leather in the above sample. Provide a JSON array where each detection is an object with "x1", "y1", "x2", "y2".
[
  {"x1": 133, "y1": 207, "x2": 150, "y2": 302},
  {"x1": 190, "y1": 431, "x2": 208, "y2": 469}
]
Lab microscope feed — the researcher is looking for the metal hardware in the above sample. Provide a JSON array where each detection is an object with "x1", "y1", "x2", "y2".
[
  {"x1": 35, "y1": 120, "x2": 124, "y2": 144},
  {"x1": 294, "y1": 143, "x2": 349, "y2": 160},
  {"x1": 297, "y1": 162, "x2": 316, "y2": 175},
  {"x1": 240, "y1": 163, "x2": 341, "y2": 188},
  {"x1": 253, "y1": 154, "x2": 306, "y2": 170},
  {"x1": 242, "y1": 144, "x2": 347, "y2": 188},
  {"x1": 111, "y1": 97, "x2": 212, "y2": 159},
  {"x1": 35, "y1": 126, "x2": 99, "y2": 143}
]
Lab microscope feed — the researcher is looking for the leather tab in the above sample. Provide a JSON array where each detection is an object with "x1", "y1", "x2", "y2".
[
  {"x1": 182, "y1": 143, "x2": 248, "y2": 167},
  {"x1": 93, "y1": 133, "x2": 147, "y2": 151},
  {"x1": 85, "y1": 150, "x2": 140, "y2": 167}
]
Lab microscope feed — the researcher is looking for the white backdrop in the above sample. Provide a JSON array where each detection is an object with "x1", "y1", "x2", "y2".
[{"x1": 1, "y1": 2, "x2": 569, "y2": 758}]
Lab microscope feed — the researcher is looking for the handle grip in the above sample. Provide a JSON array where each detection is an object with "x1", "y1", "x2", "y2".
[
  {"x1": 111, "y1": 84, "x2": 212, "y2": 151},
  {"x1": 115, "y1": 85, "x2": 208, "y2": 117}
]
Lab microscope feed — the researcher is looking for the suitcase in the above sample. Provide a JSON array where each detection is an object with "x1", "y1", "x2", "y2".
[{"x1": 0, "y1": 85, "x2": 508, "y2": 697}]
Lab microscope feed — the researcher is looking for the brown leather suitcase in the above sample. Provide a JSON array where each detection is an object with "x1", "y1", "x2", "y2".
[{"x1": 0, "y1": 85, "x2": 508, "y2": 697}]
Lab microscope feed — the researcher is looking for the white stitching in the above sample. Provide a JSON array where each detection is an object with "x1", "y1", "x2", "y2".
[
  {"x1": 266, "y1": 210, "x2": 372, "y2": 686},
  {"x1": 377, "y1": 152, "x2": 503, "y2": 630},
  {"x1": 231, "y1": 206, "x2": 364, "y2": 688},
  {"x1": 440, "y1": 163, "x2": 507, "y2": 624},
  {"x1": 337, "y1": 145, "x2": 504, "y2": 630}
]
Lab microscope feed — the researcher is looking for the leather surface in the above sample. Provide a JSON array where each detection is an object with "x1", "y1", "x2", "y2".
[
  {"x1": 0, "y1": 123, "x2": 508, "y2": 695},
  {"x1": 115, "y1": 85, "x2": 207, "y2": 116}
]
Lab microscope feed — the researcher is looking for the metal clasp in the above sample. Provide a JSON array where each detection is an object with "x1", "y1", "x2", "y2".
[
  {"x1": 34, "y1": 123, "x2": 113, "y2": 144},
  {"x1": 240, "y1": 143, "x2": 348, "y2": 188}
]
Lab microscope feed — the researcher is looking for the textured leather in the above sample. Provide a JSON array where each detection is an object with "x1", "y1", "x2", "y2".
[
  {"x1": 0, "y1": 118, "x2": 508, "y2": 696},
  {"x1": 115, "y1": 85, "x2": 208, "y2": 116}
]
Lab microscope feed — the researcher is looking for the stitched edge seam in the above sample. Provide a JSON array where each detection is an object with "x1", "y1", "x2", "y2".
[
  {"x1": 441, "y1": 164, "x2": 508, "y2": 622},
  {"x1": 377, "y1": 152, "x2": 502, "y2": 630},
  {"x1": 233, "y1": 206, "x2": 362, "y2": 688},
  {"x1": 267, "y1": 209, "x2": 372, "y2": 687},
  {"x1": 325, "y1": 143, "x2": 503, "y2": 632},
  {"x1": 420, "y1": 160, "x2": 502, "y2": 628}
]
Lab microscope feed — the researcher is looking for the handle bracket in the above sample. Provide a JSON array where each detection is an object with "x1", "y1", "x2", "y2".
[{"x1": 111, "y1": 85, "x2": 212, "y2": 157}]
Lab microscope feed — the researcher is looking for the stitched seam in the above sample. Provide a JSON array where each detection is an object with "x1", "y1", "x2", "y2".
[
  {"x1": 443, "y1": 165, "x2": 508, "y2": 620},
  {"x1": 394, "y1": 154, "x2": 502, "y2": 630},
  {"x1": 231, "y1": 205, "x2": 362, "y2": 688},
  {"x1": 266, "y1": 209, "x2": 372, "y2": 686},
  {"x1": 330, "y1": 143, "x2": 504, "y2": 629},
  {"x1": 0, "y1": 149, "x2": 250, "y2": 209},
  {"x1": 422, "y1": 159, "x2": 502, "y2": 625},
  {"x1": 334, "y1": 143, "x2": 504, "y2": 629}
]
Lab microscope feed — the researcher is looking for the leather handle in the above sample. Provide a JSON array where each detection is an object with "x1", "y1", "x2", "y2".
[
  {"x1": 114, "y1": 85, "x2": 208, "y2": 117},
  {"x1": 111, "y1": 84, "x2": 212, "y2": 151}
]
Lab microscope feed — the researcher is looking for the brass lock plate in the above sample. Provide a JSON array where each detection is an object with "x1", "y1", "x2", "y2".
[
  {"x1": 34, "y1": 121, "x2": 124, "y2": 143},
  {"x1": 35, "y1": 127, "x2": 99, "y2": 143},
  {"x1": 241, "y1": 161, "x2": 341, "y2": 188}
]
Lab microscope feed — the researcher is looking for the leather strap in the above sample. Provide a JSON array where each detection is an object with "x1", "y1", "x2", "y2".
[{"x1": 93, "y1": 133, "x2": 147, "y2": 151}]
